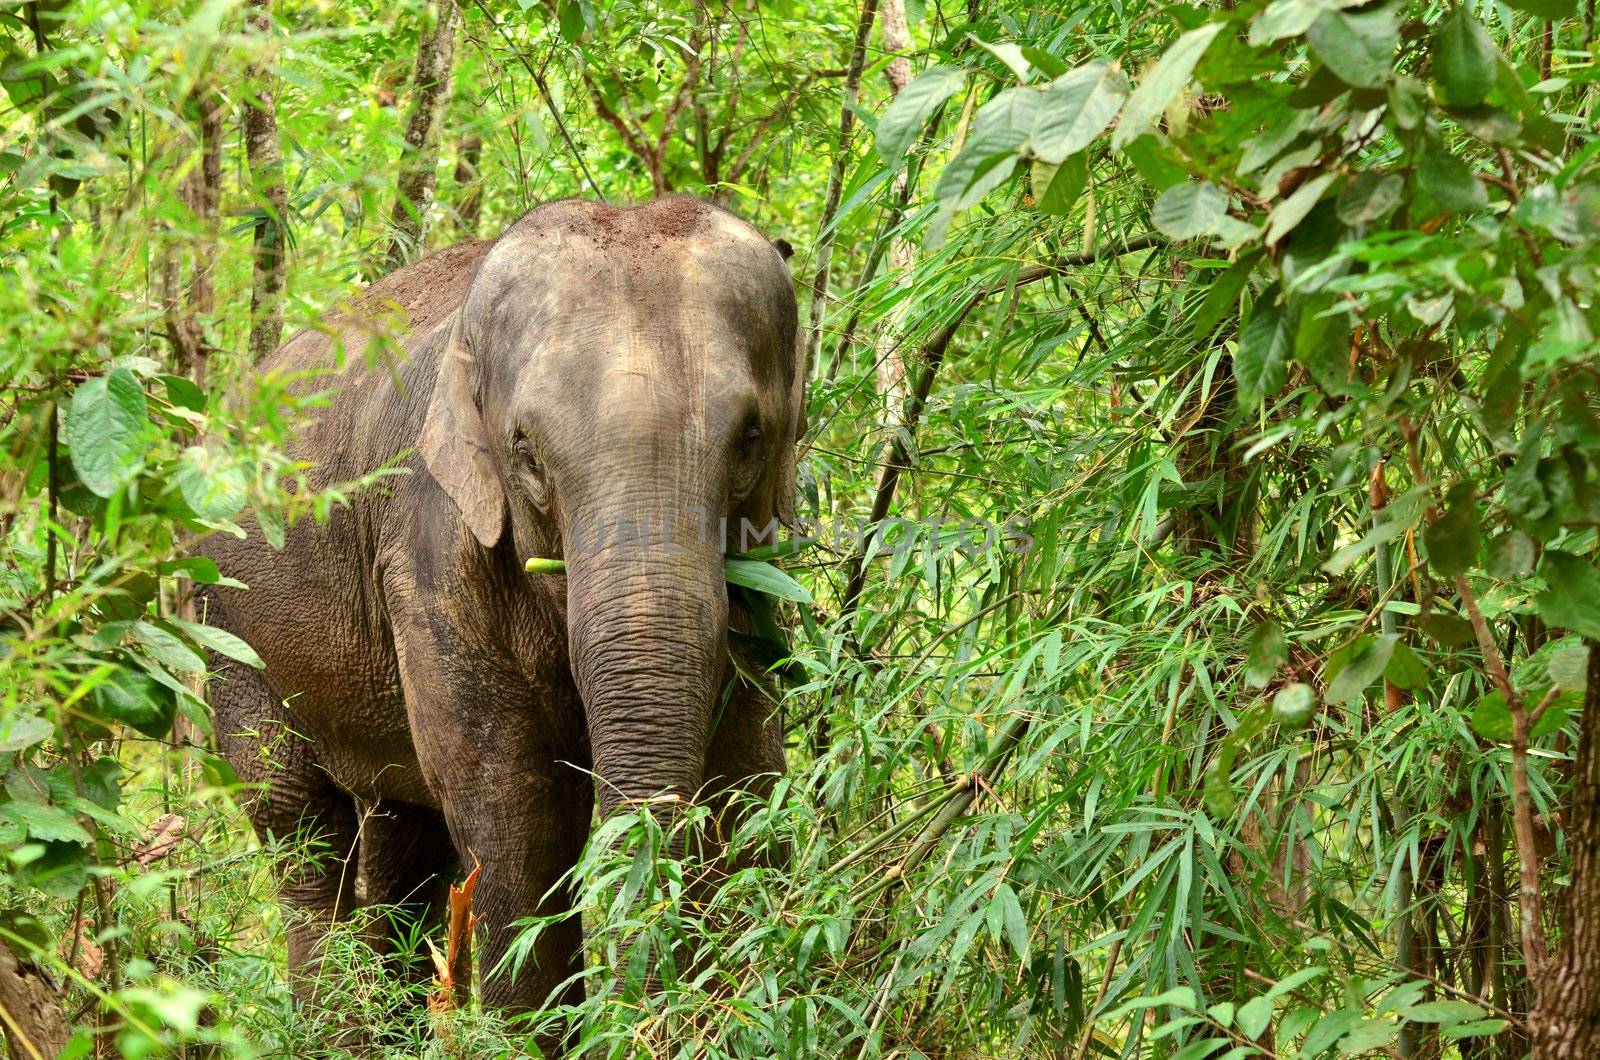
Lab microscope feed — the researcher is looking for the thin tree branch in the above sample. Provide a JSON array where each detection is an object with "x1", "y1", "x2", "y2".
[
  {"x1": 468, "y1": 0, "x2": 606, "y2": 201},
  {"x1": 838, "y1": 233, "x2": 1162, "y2": 612},
  {"x1": 802, "y1": 0, "x2": 879, "y2": 375}
]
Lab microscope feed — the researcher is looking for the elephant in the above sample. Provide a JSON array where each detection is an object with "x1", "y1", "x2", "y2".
[{"x1": 197, "y1": 196, "x2": 801, "y2": 1030}]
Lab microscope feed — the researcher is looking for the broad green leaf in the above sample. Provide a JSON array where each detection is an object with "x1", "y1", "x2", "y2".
[
  {"x1": 1470, "y1": 692, "x2": 1512, "y2": 742},
  {"x1": 1486, "y1": 530, "x2": 1534, "y2": 579},
  {"x1": 1337, "y1": 171, "x2": 1403, "y2": 225},
  {"x1": 877, "y1": 66, "x2": 967, "y2": 163},
  {"x1": 1112, "y1": 23, "x2": 1223, "y2": 149},
  {"x1": 1111, "y1": 985, "x2": 1198, "y2": 1015},
  {"x1": 1388, "y1": 76, "x2": 1426, "y2": 129},
  {"x1": 157, "y1": 555, "x2": 245, "y2": 588},
  {"x1": 1402, "y1": 1000, "x2": 1487, "y2": 1025},
  {"x1": 1204, "y1": 702, "x2": 1272, "y2": 816},
  {"x1": 1305, "y1": 1009, "x2": 1366, "y2": 1055},
  {"x1": 1434, "y1": 7, "x2": 1498, "y2": 108},
  {"x1": 1525, "y1": 298, "x2": 1595, "y2": 371},
  {"x1": 556, "y1": 0, "x2": 594, "y2": 42},
  {"x1": 168, "y1": 617, "x2": 265, "y2": 669},
  {"x1": 160, "y1": 373, "x2": 206, "y2": 412},
  {"x1": 969, "y1": 36, "x2": 1031, "y2": 81},
  {"x1": 1451, "y1": 102, "x2": 1522, "y2": 144},
  {"x1": 89, "y1": 665, "x2": 179, "y2": 738},
  {"x1": 724, "y1": 558, "x2": 813, "y2": 604},
  {"x1": 1547, "y1": 640, "x2": 1590, "y2": 692},
  {"x1": 1325, "y1": 633, "x2": 1397, "y2": 705},
  {"x1": 1505, "y1": 0, "x2": 1575, "y2": 15},
  {"x1": 1307, "y1": 7, "x2": 1396, "y2": 90},
  {"x1": 1237, "y1": 994, "x2": 1274, "y2": 1039},
  {"x1": 1339, "y1": 1017, "x2": 1398, "y2": 1053},
  {"x1": 1424, "y1": 481, "x2": 1480, "y2": 578},
  {"x1": 1293, "y1": 295, "x2": 1354, "y2": 391},
  {"x1": 1273, "y1": 683, "x2": 1318, "y2": 727},
  {"x1": 175, "y1": 446, "x2": 250, "y2": 522},
  {"x1": 0, "y1": 43, "x2": 49, "y2": 107},
  {"x1": 1020, "y1": 46, "x2": 1069, "y2": 79},
  {"x1": 0, "y1": 714, "x2": 52, "y2": 753},
  {"x1": 1249, "y1": 0, "x2": 1321, "y2": 45},
  {"x1": 1536, "y1": 551, "x2": 1600, "y2": 639},
  {"x1": 80, "y1": 756, "x2": 122, "y2": 811},
  {"x1": 934, "y1": 124, "x2": 1025, "y2": 210},
  {"x1": 1151, "y1": 181, "x2": 1227, "y2": 241},
  {"x1": 1034, "y1": 152, "x2": 1088, "y2": 214},
  {"x1": 20, "y1": 840, "x2": 89, "y2": 899},
  {"x1": 65, "y1": 367, "x2": 148, "y2": 497},
  {"x1": 130, "y1": 620, "x2": 208, "y2": 674},
  {"x1": 1245, "y1": 619, "x2": 1286, "y2": 688},
  {"x1": 1534, "y1": 701, "x2": 1573, "y2": 740},
  {"x1": 257, "y1": 506, "x2": 286, "y2": 549},
  {"x1": 11, "y1": 802, "x2": 91, "y2": 845},
  {"x1": 1419, "y1": 609, "x2": 1476, "y2": 647},
  {"x1": 1032, "y1": 60, "x2": 1128, "y2": 163},
  {"x1": 1443, "y1": 1019, "x2": 1511, "y2": 1039},
  {"x1": 1234, "y1": 290, "x2": 1293, "y2": 403},
  {"x1": 1384, "y1": 641, "x2": 1427, "y2": 691},
  {"x1": 1191, "y1": 252, "x2": 1259, "y2": 338},
  {"x1": 975, "y1": 86, "x2": 1041, "y2": 138},
  {"x1": 1122, "y1": 133, "x2": 1189, "y2": 190},
  {"x1": 1265, "y1": 172, "x2": 1338, "y2": 245},
  {"x1": 1417, "y1": 142, "x2": 1487, "y2": 212}
]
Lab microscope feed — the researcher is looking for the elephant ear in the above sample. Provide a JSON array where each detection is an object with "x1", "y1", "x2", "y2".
[
  {"x1": 775, "y1": 328, "x2": 808, "y2": 526},
  {"x1": 420, "y1": 315, "x2": 505, "y2": 548}
]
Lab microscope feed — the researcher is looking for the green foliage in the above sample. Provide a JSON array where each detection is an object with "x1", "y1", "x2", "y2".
[{"x1": 3, "y1": 0, "x2": 1599, "y2": 1056}]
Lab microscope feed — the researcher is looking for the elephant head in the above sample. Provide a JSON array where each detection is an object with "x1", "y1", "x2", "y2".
[{"x1": 419, "y1": 197, "x2": 802, "y2": 816}]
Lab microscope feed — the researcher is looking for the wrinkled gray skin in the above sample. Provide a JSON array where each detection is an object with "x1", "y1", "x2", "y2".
[{"x1": 199, "y1": 197, "x2": 799, "y2": 1027}]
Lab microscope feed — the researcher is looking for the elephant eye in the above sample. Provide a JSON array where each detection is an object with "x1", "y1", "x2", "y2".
[
  {"x1": 731, "y1": 416, "x2": 765, "y2": 502},
  {"x1": 514, "y1": 435, "x2": 543, "y2": 475},
  {"x1": 738, "y1": 417, "x2": 763, "y2": 456}
]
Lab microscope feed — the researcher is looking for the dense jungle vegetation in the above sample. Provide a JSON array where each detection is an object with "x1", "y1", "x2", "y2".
[{"x1": 4, "y1": 0, "x2": 1600, "y2": 1056}]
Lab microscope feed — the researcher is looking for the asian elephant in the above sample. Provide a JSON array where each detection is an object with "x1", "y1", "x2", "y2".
[{"x1": 198, "y1": 197, "x2": 800, "y2": 1024}]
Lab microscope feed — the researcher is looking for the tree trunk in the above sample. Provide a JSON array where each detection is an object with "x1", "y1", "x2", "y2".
[
  {"x1": 1528, "y1": 639, "x2": 1600, "y2": 1056},
  {"x1": 385, "y1": 0, "x2": 460, "y2": 270},
  {"x1": 244, "y1": 0, "x2": 287, "y2": 361},
  {"x1": 871, "y1": 0, "x2": 911, "y2": 423},
  {"x1": 162, "y1": 87, "x2": 222, "y2": 384},
  {"x1": 0, "y1": 939, "x2": 70, "y2": 1060},
  {"x1": 454, "y1": 133, "x2": 482, "y2": 238},
  {"x1": 801, "y1": 0, "x2": 878, "y2": 376}
]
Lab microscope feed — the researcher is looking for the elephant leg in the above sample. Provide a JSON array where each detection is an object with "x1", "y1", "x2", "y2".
[
  {"x1": 437, "y1": 763, "x2": 592, "y2": 1017},
  {"x1": 358, "y1": 801, "x2": 456, "y2": 998},
  {"x1": 210, "y1": 655, "x2": 361, "y2": 1001},
  {"x1": 390, "y1": 623, "x2": 592, "y2": 1027},
  {"x1": 700, "y1": 677, "x2": 787, "y2": 866}
]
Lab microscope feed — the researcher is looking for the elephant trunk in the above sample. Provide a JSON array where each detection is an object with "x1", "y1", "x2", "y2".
[{"x1": 564, "y1": 497, "x2": 727, "y2": 821}]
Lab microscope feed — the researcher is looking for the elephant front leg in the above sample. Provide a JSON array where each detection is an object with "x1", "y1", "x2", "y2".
[
  {"x1": 438, "y1": 765, "x2": 593, "y2": 1016},
  {"x1": 390, "y1": 600, "x2": 594, "y2": 1019},
  {"x1": 700, "y1": 676, "x2": 788, "y2": 871}
]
